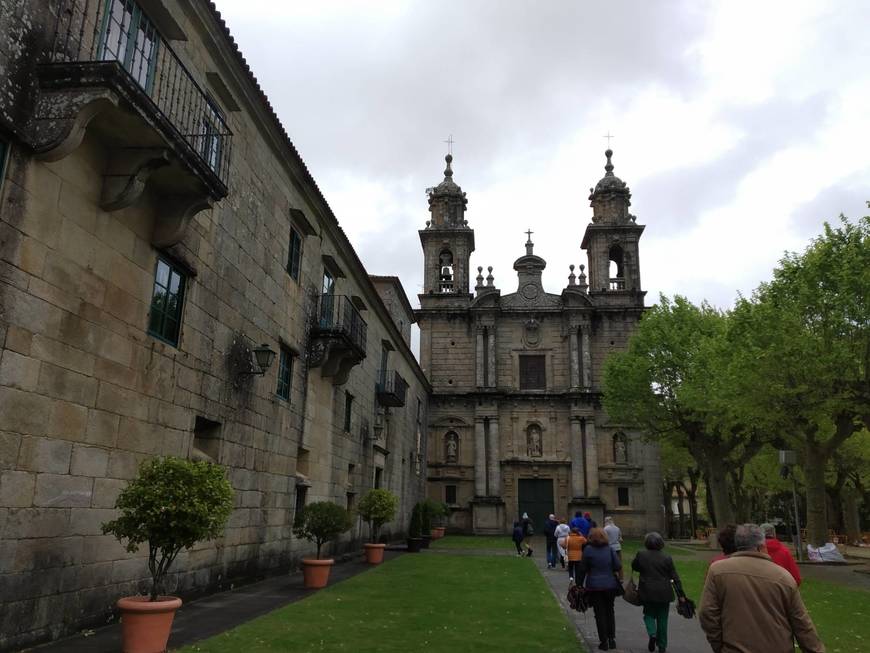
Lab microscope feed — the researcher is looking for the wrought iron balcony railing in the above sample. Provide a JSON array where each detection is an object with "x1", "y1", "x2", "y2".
[
  {"x1": 45, "y1": 0, "x2": 232, "y2": 190},
  {"x1": 315, "y1": 294, "x2": 367, "y2": 355},
  {"x1": 376, "y1": 369, "x2": 408, "y2": 407}
]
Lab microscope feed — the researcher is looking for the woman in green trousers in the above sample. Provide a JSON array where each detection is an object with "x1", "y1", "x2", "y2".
[{"x1": 630, "y1": 532, "x2": 686, "y2": 653}]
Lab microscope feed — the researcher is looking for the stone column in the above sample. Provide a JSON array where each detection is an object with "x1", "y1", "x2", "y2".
[
  {"x1": 569, "y1": 327, "x2": 580, "y2": 388},
  {"x1": 474, "y1": 418, "x2": 487, "y2": 497},
  {"x1": 487, "y1": 417, "x2": 501, "y2": 497},
  {"x1": 581, "y1": 326, "x2": 592, "y2": 388},
  {"x1": 476, "y1": 327, "x2": 485, "y2": 387},
  {"x1": 584, "y1": 419, "x2": 600, "y2": 497},
  {"x1": 570, "y1": 417, "x2": 585, "y2": 497},
  {"x1": 487, "y1": 327, "x2": 497, "y2": 387}
]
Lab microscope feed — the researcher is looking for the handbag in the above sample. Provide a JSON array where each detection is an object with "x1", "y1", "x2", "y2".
[
  {"x1": 611, "y1": 549, "x2": 625, "y2": 596},
  {"x1": 622, "y1": 576, "x2": 641, "y2": 606}
]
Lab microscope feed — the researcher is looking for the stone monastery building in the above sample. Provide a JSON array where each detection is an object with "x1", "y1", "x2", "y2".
[
  {"x1": 0, "y1": 0, "x2": 660, "y2": 649},
  {"x1": 420, "y1": 152, "x2": 662, "y2": 536}
]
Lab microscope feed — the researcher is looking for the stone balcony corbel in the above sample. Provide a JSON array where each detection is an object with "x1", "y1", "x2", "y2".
[{"x1": 101, "y1": 148, "x2": 172, "y2": 211}]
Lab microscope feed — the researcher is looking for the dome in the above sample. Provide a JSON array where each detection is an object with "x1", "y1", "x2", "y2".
[{"x1": 589, "y1": 149, "x2": 630, "y2": 200}]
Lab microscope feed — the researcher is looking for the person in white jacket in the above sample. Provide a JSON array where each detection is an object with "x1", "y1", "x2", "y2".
[{"x1": 554, "y1": 517, "x2": 571, "y2": 568}]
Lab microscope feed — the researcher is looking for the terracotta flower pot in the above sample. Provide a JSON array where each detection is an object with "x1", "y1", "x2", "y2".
[
  {"x1": 302, "y1": 558, "x2": 334, "y2": 588},
  {"x1": 364, "y1": 543, "x2": 386, "y2": 564},
  {"x1": 117, "y1": 595, "x2": 182, "y2": 653},
  {"x1": 432, "y1": 527, "x2": 446, "y2": 539}
]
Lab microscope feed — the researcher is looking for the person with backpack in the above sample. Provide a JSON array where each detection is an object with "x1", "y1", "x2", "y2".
[
  {"x1": 576, "y1": 527, "x2": 622, "y2": 651},
  {"x1": 554, "y1": 517, "x2": 571, "y2": 568},
  {"x1": 631, "y1": 532, "x2": 685, "y2": 653},
  {"x1": 561, "y1": 526, "x2": 587, "y2": 582},
  {"x1": 511, "y1": 521, "x2": 524, "y2": 556}
]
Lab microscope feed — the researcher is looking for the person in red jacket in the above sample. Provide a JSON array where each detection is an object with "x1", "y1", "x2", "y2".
[{"x1": 760, "y1": 523, "x2": 801, "y2": 586}]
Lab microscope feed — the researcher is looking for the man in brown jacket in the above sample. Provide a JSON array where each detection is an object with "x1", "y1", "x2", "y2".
[{"x1": 699, "y1": 523, "x2": 825, "y2": 653}]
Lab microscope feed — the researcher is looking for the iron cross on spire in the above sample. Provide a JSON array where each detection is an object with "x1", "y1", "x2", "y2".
[
  {"x1": 444, "y1": 134, "x2": 455, "y2": 155},
  {"x1": 603, "y1": 131, "x2": 615, "y2": 148},
  {"x1": 525, "y1": 228, "x2": 533, "y2": 241}
]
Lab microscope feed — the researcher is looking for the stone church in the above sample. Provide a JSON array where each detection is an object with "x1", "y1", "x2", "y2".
[{"x1": 419, "y1": 150, "x2": 663, "y2": 536}]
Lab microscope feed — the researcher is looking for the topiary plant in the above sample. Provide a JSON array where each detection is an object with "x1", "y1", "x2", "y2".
[
  {"x1": 356, "y1": 488, "x2": 398, "y2": 543},
  {"x1": 102, "y1": 456, "x2": 234, "y2": 601},
  {"x1": 409, "y1": 502, "x2": 423, "y2": 538},
  {"x1": 293, "y1": 501, "x2": 353, "y2": 559}
]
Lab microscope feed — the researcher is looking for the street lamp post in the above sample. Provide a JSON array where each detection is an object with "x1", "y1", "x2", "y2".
[{"x1": 779, "y1": 449, "x2": 803, "y2": 562}]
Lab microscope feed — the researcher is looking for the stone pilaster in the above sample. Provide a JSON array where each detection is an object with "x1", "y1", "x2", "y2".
[
  {"x1": 487, "y1": 326, "x2": 497, "y2": 387},
  {"x1": 570, "y1": 416, "x2": 585, "y2": 497},
  {"x1": 487, "y1": 417, "x2": 501, "y2": 496},
  {"x1": 476, "y1": 327, "x2": 485, "y2": 387},
  {"x1": 474, "y1": 418, "x2": 487, "y2": 496},
  {"x1": 569, "y1": 327, "x2": 580, "y2": 388},
  {"x1": 581, "y1": 326, "x2": 592, "y2": 388},
  {"x1": 584, "y1": 419, "x2": 600, "y2": 496}
]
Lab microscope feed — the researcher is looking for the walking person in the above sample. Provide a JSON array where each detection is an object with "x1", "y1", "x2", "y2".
[
  {"x1": 631, "y1": 532, "x2": 685, "y2": 653},
  {"x1": 544, "y1": 513, "x2": 558, "y2": 568},
  {"x1": 577, "y1": 527, "x2": 621, "y2": 651},
  {"x1": 521, "y1": 512, "x2": 534, "y2": 557},
  {"x1": 562, "y1": 527, "x2": 587, "y2": 582},
  {"x1": 699, "y1": 523, "x2": 824, "y2": 653},
  {"x1": 511, "y1": 521, "x2": 524, "y2": 556},
  {"x1": 604, "y1": 516, "x2": 622, "y2": 561},
  {"x1": 554, "y1": 517, "x2": 570, "y2": 568},
  {"x1": 760, "y1": 522, "x2": 801, "y2": 586}
]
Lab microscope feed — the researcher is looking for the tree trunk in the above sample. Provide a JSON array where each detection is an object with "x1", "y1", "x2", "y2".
[
  {"x1": 707, "y1": 458, "x2": 736, "y2": 526},
  {"x1": 703, "y1": 472, "x2": 716, "y2": 526},
  {"x1": 663, "y1": 482, "x2": 675, "y2": 539},
  {"x1": 804, "y1": 442, "x2": 829, "y2": 547},
  {"x1": 686, "y1": 468, "x2": 700, "y2": 538},
  {"x1": 675, "y1": 484, "x2": 686, "y2": 538},
  {"x1": 843, "y1": 485, "x2": 861, "y2": 545}
]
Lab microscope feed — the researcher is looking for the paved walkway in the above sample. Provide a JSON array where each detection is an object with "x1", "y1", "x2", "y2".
[
  {"x1": 28, "y1": 551, "x2": 402, "y2": 652},
  {"x1": 530, "y1": 538, "x2": 709, "y2": 653}
]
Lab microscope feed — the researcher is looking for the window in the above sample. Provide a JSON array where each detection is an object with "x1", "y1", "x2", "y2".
[
  {"x1": 287, "y1": 228, "x2": 303, "y2": 280},
  {"x1": 438, "y1": 249, "x2": 454, "y2": 293},
  {"x1": 191, "y1": 416, "x2": 221, "y2": 462},
  {"x1": 519, "y1": 355, "x2": 546, "y2": 390},
  {"x1": 276, "y1": 347, "x2": 293, "y2": 401},
  {"x1": 200, "y1": 97, "x2": 225, "y2": 174},
  {"x1": 148, "y1": 257, "x2": 185, "y2": 346},
  {"x1": 294, "y1": 485, "x2": 308, "y2": 524},
  {"x1": 320, "y1": 270, "x2": 335, "y2": 326},
  {"x1": 445, "y1": 485, "x2": 457, "y2": 505},
  {"x1": 618, "y1": 487, "x2": 630, "y2": 507},
  {"x1": 343, "y1": 391, "x2": 353, "y2": 432},
  {"x1": 374, "y1": 467, "x2": 383, "y2": 489},
  {"x1": 346, "y1": 492, "x2": 355, "y2": 512},
  {"x1": 98, "y1": 0, "x2": 160, "y2": 92}
]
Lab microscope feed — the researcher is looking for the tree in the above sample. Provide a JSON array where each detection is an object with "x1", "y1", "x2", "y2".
[
  {"x1": 102, "y1": 457, "x2": 234, "y2": 601},
  {"x1": 356, "y1": 489, "x2": 398, "y2": 543},
  {"x1": 293, "y1": 502, "x2": 353, "y2": 559},
  {"x1": 728, "y1": 216, "x2": 870, "y2": 545},
  {"x1": 603, "y1": 295, "x2": 766, "y2": 526}
]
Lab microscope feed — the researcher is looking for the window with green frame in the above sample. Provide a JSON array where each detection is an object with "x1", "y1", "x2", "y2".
[
  {"x1": 287, "y1": 227, "x2": 302, "y2": 281},
  {"x1": 148, "y1": 258, "x2": 185, "y2": 346},
  {"x1": 276, "y1": 347, "x2": 293, "y2": 401},
  {"x1": 98, "y1": 0, "x2": 160, "y2": 92},
  {"x1": 200, "y1": 96, "x2": 224, "y2": 174}
]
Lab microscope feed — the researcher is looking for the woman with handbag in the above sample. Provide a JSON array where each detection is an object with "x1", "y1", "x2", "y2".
[
  {"x1": 576, "y1": 527, "x2": 622, "y2": 651},
  {"x1": 630, "y1": 532, "x2": 686, "y2": 653}
]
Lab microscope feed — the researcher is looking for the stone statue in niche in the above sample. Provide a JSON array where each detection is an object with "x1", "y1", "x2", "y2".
[
  {"x1": 527, "y1": 424, "x2": 543, "y2": 457},
  {"x1": 613, "y1": 432, "x2": 628, "y2": 464},
  {"x1": 445, "y1": 432, "x2": 459, "y2": 463}
]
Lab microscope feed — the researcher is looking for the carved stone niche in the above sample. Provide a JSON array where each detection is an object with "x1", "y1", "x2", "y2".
[{"x1": 28, "y1": 62, "x2": 226, "y2": 248}]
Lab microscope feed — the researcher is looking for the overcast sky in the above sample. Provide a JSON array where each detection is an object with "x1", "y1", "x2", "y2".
[{"x1": 214, "y1": 0, "x2": 870, "y2": 319}]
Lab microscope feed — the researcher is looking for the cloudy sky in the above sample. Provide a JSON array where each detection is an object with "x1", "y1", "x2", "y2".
[{"x1": 215, "y1": 0, "x2": 869, "y2": 316}]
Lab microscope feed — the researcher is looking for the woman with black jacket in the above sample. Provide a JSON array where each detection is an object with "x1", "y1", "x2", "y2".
[
  {"x1": 576, "y1": 527, "x2": 621, "y2": 651},
  {"x1": 631, "y1": 532, "x2": 686, "y2": 653}
]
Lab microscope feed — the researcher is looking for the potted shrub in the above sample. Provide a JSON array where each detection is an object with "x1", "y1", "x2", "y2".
[
  {"x1": 419, "y1": 500, "x2": 433, "y2": 549},
  {"x1": 293, "y1": 501, "x2": 352, "y2": 588},
  {"x1": 406, "y1": 503, "x2": 424, "y2": 553},
  {"x1": 357, "y1": 488, "x2": 398, "y2": 564},
  {"x1": 430, "y1": 501, "x2": 450, "y2": 539},
  {"x1": 102, "y1": 456, "x2": 234, "y2": 653}
]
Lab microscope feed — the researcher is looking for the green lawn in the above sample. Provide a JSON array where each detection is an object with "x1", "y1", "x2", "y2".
[
  {"x1": 431, "y1": 535, "x2": 514, "y2": 550},
  {"x1": 177, "y1": 555, "x2": 577, "y2": 653}
]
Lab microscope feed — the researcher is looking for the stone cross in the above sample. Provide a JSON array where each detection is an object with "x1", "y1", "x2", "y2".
[
  {"x1": 603, "y1": 131, "x2": 615, "y2": 148},
  {"x1": 444, "y1": 134, "x2": 454, "y2": 155}
]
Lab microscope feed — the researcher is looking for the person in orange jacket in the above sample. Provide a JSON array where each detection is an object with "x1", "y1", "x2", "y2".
[
  {"x1": 561, "y1": 527, "x2": 587, "y2": 582},
  {"x1": 761, "y1": 523, "x2": 801, "y2": 586}
]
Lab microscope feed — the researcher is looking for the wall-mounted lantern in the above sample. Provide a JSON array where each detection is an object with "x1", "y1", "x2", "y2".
[{"x1": 237, "y1": 342, "x2": 276, "y2": 377}]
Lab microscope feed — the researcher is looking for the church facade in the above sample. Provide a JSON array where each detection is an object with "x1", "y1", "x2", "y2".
[{"x1": 419, "y1": 151, "x2": 663, "y2": 536}]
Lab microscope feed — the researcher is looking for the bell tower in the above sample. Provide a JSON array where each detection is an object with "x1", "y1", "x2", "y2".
[
  {"x1": 419, "y1": 154, "x2": 475, "y2": 304},
  {"x1": 581, "y1": 149, "x2": 645, "y2": 303}
]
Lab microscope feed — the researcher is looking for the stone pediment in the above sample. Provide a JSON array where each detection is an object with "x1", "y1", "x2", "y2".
[{"x1": 499, "y1": 290, "x2": 563, "y2": 310}]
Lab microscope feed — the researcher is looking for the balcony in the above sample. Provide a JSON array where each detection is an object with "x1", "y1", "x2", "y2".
[
  {"x1": 30, "y1": 0, "x2": 233, "y2": 246},
  {"x1": 609, "y1": 277, "x2": 626, "y2": 290},
  {"x1": 376, "y1": 369, "x2": 408, "y2": 407},
  {"x1": 309, "y1": 295, "x2": 367, "y2": 385}
]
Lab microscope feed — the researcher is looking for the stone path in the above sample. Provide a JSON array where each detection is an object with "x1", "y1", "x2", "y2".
[
  {"x1": 529, "y1": 538, "x2": 710, "y2": 653},
  {"x1": 28, "y1": 551, "x2": 402, "y2": 652}
]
